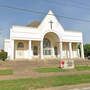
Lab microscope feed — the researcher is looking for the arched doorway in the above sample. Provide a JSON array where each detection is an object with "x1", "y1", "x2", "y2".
[
  {"x1": 15, "y1": 40, "x2": 29, "y2": 59},
  {"x1": 43, "y1": 32, "x2": 60, "y2": 58}
]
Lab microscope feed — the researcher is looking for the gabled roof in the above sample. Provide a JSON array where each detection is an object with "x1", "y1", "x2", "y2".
[{"x1": 38, "y1": 10, "x2": 65, "y2": 33}]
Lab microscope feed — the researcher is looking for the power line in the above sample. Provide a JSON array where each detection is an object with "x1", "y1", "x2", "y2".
[
  {"x1": 68, "y1": 0, "x2": 90, "y2": 7},
  {"x1": 0, "y1": 5, "x2": 90, "y2": 23},
  {"x1": 42, "y1": 0, "x2": 90, "y2": 21},
  {"x1": 0, "y1": 5, "x2": 46, "y2": 15},
  {"x1": 65, "y1": 0, "x2": 90, "y2": 10},
  {"x1": 44, "y1": 0, "x2": 90, "y2": 12}
]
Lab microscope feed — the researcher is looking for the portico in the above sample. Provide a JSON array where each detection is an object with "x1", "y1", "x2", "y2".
[{"x1": 7, "y1": 38, "x2": 84, "y2": 60}]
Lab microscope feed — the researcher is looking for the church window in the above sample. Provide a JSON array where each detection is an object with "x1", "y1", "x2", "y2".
[
  {"x1": 33, "y1": 46, "x2": 38, "y2": 55},
  {"x1": 43, "y1": 38, "x2": 51, "y2": 55},
  {"x1": 43, "y1": 38, "x2": 51, "y2": 48},
  {"x1": 17, "y1": 42, "x2": 24, "y2": 48}
]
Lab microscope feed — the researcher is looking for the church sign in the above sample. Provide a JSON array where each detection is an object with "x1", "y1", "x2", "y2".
[{"x1": 63, "y1": 60, "x2": 75, "y2": 69}]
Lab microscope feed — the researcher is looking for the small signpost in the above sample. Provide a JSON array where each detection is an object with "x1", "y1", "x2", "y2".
[{"x1": 60, "y1": 60, "x2": 74, "y2": 69}]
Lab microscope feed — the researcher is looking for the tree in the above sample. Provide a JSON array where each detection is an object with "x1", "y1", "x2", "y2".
[
  {"x1": 0, "y1": 50, "x2": 7, "y2": 61},
  {"x1": 84, "y1": 44, "x2": 90, "y2": 57}
]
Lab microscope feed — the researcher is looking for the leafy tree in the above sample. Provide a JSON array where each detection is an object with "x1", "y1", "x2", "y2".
[
  {"x1": 0, "y1": 50, "x2": 7, "y2": 61},
  {"x1": 84, "y1": 44, "x2": 90, "y2": 57}
]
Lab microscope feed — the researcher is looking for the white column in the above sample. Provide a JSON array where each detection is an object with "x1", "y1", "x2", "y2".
[
  {"x1": 29, "y1": 40, "x2": 32, "y2": 59},
  {"x1": 81, "y1": 43, "x2": 84, "y2": 59},
  {"x1": 57, "y1": 43, "x2": 60, "y2": 58},
  {"x1": 10, "y1": 40, "x2": 14, "y2": 60},
  {"x1": 52, "y1": 47, "x2": 55, "y2": 56},
  {"x1": 77, "y1": 43, "x2": 80, "y2": 58},
  {"x1": 59, "y1": 42, "x2": 63, "y2": 59},
  {"x1": 77, "y1": 49, "x2": 80, "y2": 58},
  {"x1": 69, "y1": 42, "x2": 73, "y2": 59},
  {"x1": 40, "y1": 41, "x2": 44, "y2": 59}
]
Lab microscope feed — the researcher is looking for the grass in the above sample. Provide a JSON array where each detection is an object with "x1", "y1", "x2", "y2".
[
  {"x1": 0, "y1": 65, "x2": 90, "y2": 89},
  {"x1": 0, "y1": 69, "x2": 13, "y2": 75},
  {"x1": 34, "y1": 67, "x2": 66, "y2": 73},
  {"x1": 0, "y1": 74, "x2": 90, "y2": 90},
  {"x1": 34, "y1": 66, "x2": 90, "y2": 73},
  {"x1": 76, "y1": 65, "x2": 90, "y2": 71}
]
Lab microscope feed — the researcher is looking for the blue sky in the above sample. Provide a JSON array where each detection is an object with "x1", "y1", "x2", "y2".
[{"x1": 0, "y1": 0, "x2": 90, "y2": 48}]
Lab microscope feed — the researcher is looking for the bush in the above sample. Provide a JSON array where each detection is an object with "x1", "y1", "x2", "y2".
[
  {"x1": 84, "y1": 44, "x2": 90, "y2": 57},
  {"x1": 0, "y1": 50, "x2": 7, "y2": 61}
]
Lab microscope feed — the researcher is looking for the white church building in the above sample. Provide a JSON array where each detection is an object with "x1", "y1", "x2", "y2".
[{"x1": 4, "y1": 10, "x2": 84, "y2": 60}]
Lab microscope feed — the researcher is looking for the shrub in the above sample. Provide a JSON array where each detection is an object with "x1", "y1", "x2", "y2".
[
  {"x1": 84, "y1": 44, "x2": 90, "y2": 57},
  {"x1": 0, "y1": 50, "x2": 7, "y2": 61}
]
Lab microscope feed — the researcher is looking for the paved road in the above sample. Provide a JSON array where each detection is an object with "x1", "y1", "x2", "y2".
[{"x1": 37, "y1": 84, "x2": 90, "y2": 90}]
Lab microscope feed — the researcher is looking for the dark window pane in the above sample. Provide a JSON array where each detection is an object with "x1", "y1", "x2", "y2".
[
  {"x1": 17, "y1": 42, "x2": 24, "y2": 48},
  {"x1": 33, "y1": 46, "x2": 38, "y2": 55}
]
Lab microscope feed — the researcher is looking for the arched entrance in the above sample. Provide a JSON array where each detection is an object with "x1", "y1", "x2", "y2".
[{"x1": 43, "y1": 32, "x2": 60, "y2": 58}]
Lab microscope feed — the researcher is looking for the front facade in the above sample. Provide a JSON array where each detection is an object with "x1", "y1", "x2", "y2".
[{"x1": 4, "y1": 10, "x2": 84, "y2": 60}]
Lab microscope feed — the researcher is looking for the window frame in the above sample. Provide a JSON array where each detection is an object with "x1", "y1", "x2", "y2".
[{"x1": 43, "y1": 38, "x2": 51, "y2": 55}]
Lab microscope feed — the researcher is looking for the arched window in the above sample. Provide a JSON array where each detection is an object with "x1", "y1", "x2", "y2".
[
  {"x1": 17, "y1": 42, "x2": 24, "y2": 48},
  {"x1": 43, "y1": 38, "x2": 51, "y2": 48},
  {"x1": 43, "y1": 38, "x2": 51, "y2": 55}
]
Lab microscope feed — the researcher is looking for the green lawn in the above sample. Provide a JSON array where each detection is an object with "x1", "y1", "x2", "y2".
[
  {"x1": 34, "y1": 66, "x2": 90, "y2": 73},
  {"x1": 0, "y1": 74, "x2": 90, "y2": 90},
  {"x1": 0, "y1": 66, "x2": 90, "y2": 89},
  {"x1": 76, "y1": 65, "x2": 90, "y2": 71},
  {"x1": 0, "y1": 69, "x2": 13, "y2": 75},
  {"x1": 34, "y1": 67, "x2": 66, "y2": 73}
]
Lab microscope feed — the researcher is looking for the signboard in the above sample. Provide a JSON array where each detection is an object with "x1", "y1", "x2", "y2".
[{"x1": 63, "y1": 60, "x2": 74, "y2": 69}]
